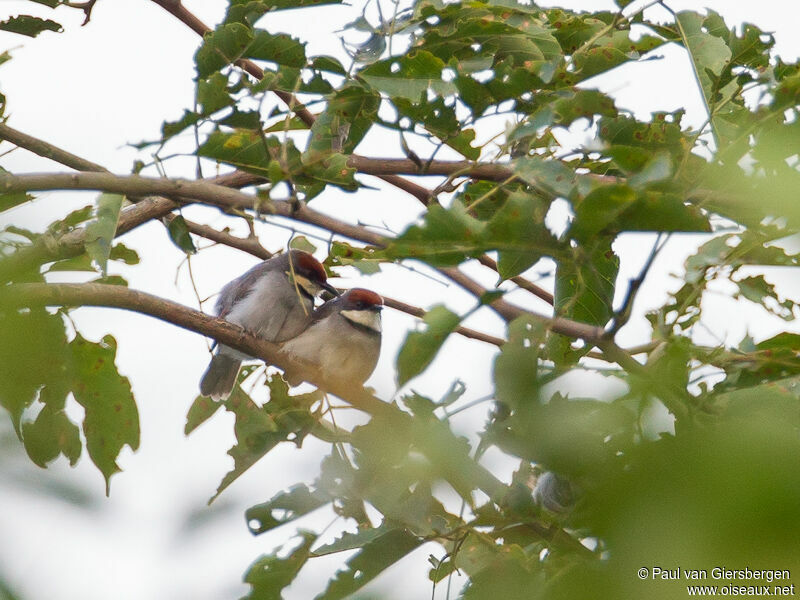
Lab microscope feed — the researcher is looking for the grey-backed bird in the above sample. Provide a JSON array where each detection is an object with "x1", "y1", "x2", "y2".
[
  {"x1": 199, "y1": 250, "x2": 337, "y2": 400},
  {"x1": 281, "y1": 288, "x2": 383, "y2": 386}
]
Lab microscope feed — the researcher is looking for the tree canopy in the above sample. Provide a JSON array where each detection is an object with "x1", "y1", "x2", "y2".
[{"x1": 1, "y1": 0, "x2": 799, "y2": 598}]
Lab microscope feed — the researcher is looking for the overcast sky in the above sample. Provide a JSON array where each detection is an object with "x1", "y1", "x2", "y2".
[{"x1": 1, "y1": 1, "x2": 799, "y2": 599}]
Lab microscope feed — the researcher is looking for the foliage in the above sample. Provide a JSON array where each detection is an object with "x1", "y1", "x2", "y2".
[{"x1": 1, "y1": 0, "x2": 799, "y2": 598}]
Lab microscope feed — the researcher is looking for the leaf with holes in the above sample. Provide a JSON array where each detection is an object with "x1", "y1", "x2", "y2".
[
  {"x1": 245, "y1": 30, "x2": 307, "y2": 68},
  {"x1": 0, "y1": 307, "x2": 70, "y2": 436},
  {"x1": 316, "y1": 528, "x2": 422, "y2": 600},
  {"x1": 242, "y1": 532, "x2": 316, "y2": 600},
  {"x1": 70, "y1": 334, "x2": 139, "y2": 495},
  {"x1": 555, "y1": 237, "x2": 619, "y2": 328},
  {"x1": 486, "y1": 190, "x2": 559, "y2": 280},
  {"x1": 210, "y1": 375, "x2": 320, "y2": 503},
  {"x1": 245, "y1": 484, "x2": 332, "y2": 535},
  {"x1": 0, "y1": 15, "x2": 62, "y2": 37},
  {"x1": 195, "y1": 23, "x2": 254, "y2": 78},
  {"x1": 361, "y1": 50, "x2": 455, "y2": 101}
]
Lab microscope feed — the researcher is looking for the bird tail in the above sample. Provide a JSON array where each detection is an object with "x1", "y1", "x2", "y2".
[{"x1": 199, "y1": 354, "x2": 241, "y2": 400}]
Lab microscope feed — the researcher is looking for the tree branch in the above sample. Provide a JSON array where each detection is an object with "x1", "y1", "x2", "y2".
[
  {"x1": 0, "y1": 123, "x2": 107, "y2": 172},
  {"x1": 176, "y1": 218, "x2": 506, "y2": 347},
  {"x1": 0, "y1": 171, "x2": 605, "y2": 342},
  {"x1": 149, "y1": 0, "x2": 435, "y2": 205},
  {"x1": 476, "y1": 255, "x2": 554, "y2": 305},
  {"x1": 1, "y1": 281, "x2": 513, "y2": 501}
]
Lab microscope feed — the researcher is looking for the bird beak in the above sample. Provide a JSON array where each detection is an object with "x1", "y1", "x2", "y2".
[{"x1": 323, "y1": 281, "x2": 341, "y2": 296}]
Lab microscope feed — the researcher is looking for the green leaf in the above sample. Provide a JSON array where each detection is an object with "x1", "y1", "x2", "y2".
[
  {"x1": 514, "y1": 156, "x2": 579, "y2": 198},
  {"x1": 598, "y1": 112, "x2": 686, "y2": 153},
  {"x1": 0, "y1": 307, "x2": 69, "y2": 436},
  {"x1": 55, "y1": 204, "x2": 95, "y2": 230},
  {"x1": 390, "y1": 96, "x2": 479, "y2": 159},
  {"x1": 197, "y1": 72, "x2": 232, "y2": 115},
  {"x1": 0, "y1": 15, "x2": 62, "y2": 37},
  {"x1": 166, "y1": 215, "x2": 197, "y2": 255},
  {"x1": 628, "y1": 152, "x2": 672, "y2": 188},
  {"x1": 21, "y1": 402, "x2": 81, "y2": 468},
  {"x1": 160, "y1": 110, "x2": 202, "y2": 141},
  {"x1": 211, "y1": 388, "x2": 280, "y2": 502},
  {"x1": 306, "y1": 84, "x2": 380, "y2": 160},
  {"x1": 360, "y1": 50, "x2": 455, "y2": 101},
  {"x1": 0, "y1": 168, "x2": 32, "y2": 211},
  {"x1": 210, "y1": 375, "x2": 320, "y2": 502},
  {"x1": 109, "y1": 242, "x2": 140, "y2": 265},
  {"x1": 487, "y1": 191, "x2": 555, "y2": 280},
  {"x1": 493, "y1": 317, "x2": 543, "y2": 407},
  {"x1": 226, "y1": 0, "x2": 342, "y2": 24},
  {"x1": 245, "y1": 30, "x2": 307, "y2": 67},
  {"x1": 315, "y1": 528, "x2": 422, "y2": 600},
  {"x1": 312, "y1": 522, "x2": 395, "y2": 556},
  {"x1": 385, "y1": 201, "x2": 485, "y2": 266},
  {"x1": 46, "y1": 254, "x2": 96, "y2": 273},
  {"x1": 569, "y1": 184, "x2": 636, "y2": 242},
  {"x1": 555, "y1": 237, "x2": 619, "y2": 328},
  {"x1": 302, "y1": 153, "x2": 358, "y2": 189},
  {"x1": 620, "y1": 190, "x2": 710, "y2": 233},
  {"x1": 85, "y1": 193, "x2": 124, "y2": 276},
  {"x1": 245, "y1": 484, "x2": 332, "y2": 535},
  {"x1": 90, "y1": 275, "x2": 128, "y2": 287},
  {"x1": 310, "y1": 55, "x2": 347, "y2": 75},
  {"x1": 396, "y1": 305, "x2": 461, "y2": 387},
  {"x1": 184, "y1": 395, "x2": 222, "y2": 435},
  {"x1": 242, "y1": 532, "x2": 316, "y2": 600},
  {"x1": 199, "y1": 130, "x2": 307, "y2": 186},
  {"x1": 195, "y1": 23, "x2": 254, "y2": 78},
  {"x1": 675, "y1": 11, "x2": 733, "y2": 121},
  {"x1": 70, "y1": 334, "x2": 139, "y2": 495},
  {"x1": 289, "y1": 235, "x2": 316, "y2": 254},
  {"x1": 571, "y1": 30, "x2": 664, "y2": 82}
]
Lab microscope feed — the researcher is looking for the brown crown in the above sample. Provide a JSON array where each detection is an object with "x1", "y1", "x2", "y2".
[
  {"x1": 342, "y1": 288, "x2": 384, "y2": 309},
  {"x1": 290, "y1": 250, "x2": 328, "y2": 283}
]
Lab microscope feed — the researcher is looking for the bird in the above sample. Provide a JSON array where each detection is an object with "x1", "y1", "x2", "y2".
[
  {"x1": 199, "y1": 250, "x2": 338, "y2": 400},
  {"x1": 532, "y1": 471, "x2": 577, "y2": 513},
  {"x1": 280, "y1": 288, "x2": 384, "y2": 387}
]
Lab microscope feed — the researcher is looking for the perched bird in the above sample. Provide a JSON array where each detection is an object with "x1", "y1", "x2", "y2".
[
  {"x1": 281, "y1": 288, "x2": 383, "y2": 386},
  {"x1": 532, "y1": 471, "x2": 577, "y2": 513},
  {"x1": 199, "y1": 250, "x2": 338, "y2": 400}
]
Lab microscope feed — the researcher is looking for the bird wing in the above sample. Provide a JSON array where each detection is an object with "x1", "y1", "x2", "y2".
[{"x1": 215, "y1": 261, "x2": 273, "y2": 318}]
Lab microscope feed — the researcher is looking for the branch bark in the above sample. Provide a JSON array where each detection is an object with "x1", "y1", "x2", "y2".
[
  {"x1": 1, "y1": 281, "x2": 512, "y2": 501},
  {"x1": 0, "y1": 171, "x2": 606, "y2": 342}
]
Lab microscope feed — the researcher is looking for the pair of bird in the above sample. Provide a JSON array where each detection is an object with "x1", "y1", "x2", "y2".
[{"x1": 199, "y1": 250, "x2": 383, "y2": 400}]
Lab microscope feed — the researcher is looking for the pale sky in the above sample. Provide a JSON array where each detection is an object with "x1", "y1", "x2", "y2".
[{"x1": 0, "y1": 1, "x2": 799, "y2": 599}]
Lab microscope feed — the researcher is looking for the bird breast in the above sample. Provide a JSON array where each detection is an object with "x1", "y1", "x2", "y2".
[{"x1": 282, "y1": 312, "x2": 381, "y2": 384}]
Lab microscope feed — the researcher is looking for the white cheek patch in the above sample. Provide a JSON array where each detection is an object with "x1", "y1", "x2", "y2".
[{"x1": 341, "y1": 309, "x2": 382, "y2": 332}]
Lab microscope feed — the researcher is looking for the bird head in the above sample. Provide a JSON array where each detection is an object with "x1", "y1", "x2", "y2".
[
  {"x1": 285, "y1": 249, "x2": 339, "y2": 298},
  {"x1": 338, "y1": 288, "x2": 384, "y2": 332}
]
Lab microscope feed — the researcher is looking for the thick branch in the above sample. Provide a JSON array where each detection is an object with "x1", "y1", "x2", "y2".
[
  {"x1": 1, "y1": 281, "x2": 510, "y2": 501},
  {"x1": 4, "y1": 282, "x2": 392, "y2": 415},
  {"x1": 0, "y1": 171, "x2": 604, "y2": 342}
]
